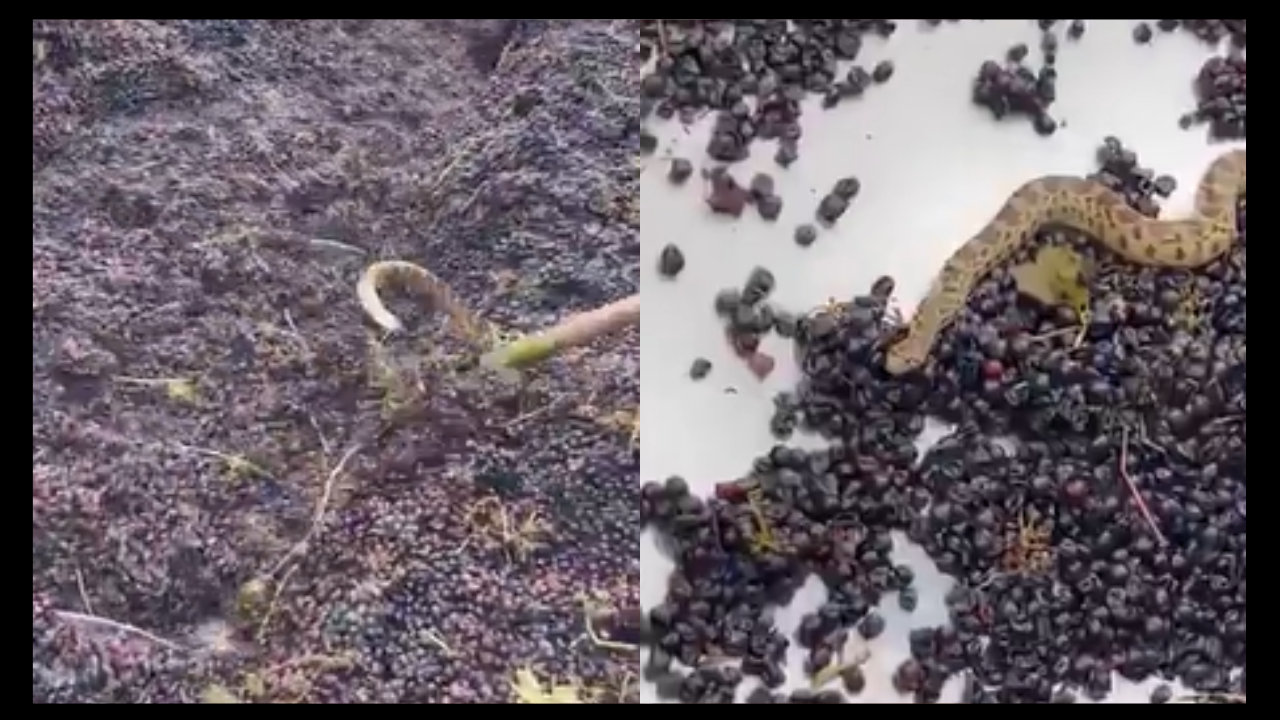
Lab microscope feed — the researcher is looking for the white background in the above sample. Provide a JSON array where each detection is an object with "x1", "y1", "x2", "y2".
[{"x1": 640, "y1": 20, "x2": 1244, "y2": 704}]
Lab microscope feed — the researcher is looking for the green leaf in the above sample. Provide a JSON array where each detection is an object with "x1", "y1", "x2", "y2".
[{"x1": 1011, "y1": 246, "x2": 1090, "y2": 319}]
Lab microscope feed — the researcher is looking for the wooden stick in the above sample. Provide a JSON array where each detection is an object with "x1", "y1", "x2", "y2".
[
  {"x1": 485, "y1": 295, "x2": 639, "y2": 371},
  {"x1": 546, "y1": 294, "x2": 639, "y2": 349}
]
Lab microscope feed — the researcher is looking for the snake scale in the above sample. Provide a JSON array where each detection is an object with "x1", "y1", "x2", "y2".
[{"x1": 883, "y1": 149, "x2": 1246, "y2": 375}]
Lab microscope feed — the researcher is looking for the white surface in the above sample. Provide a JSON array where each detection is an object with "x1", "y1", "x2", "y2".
[{"x1": 640, "y1": 20, "x2": 1244, "y2": 704}]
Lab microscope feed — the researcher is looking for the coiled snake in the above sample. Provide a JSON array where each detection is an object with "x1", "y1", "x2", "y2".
[{"x1": 883, "y1": 149, "x2": 1246, "y2": 375}]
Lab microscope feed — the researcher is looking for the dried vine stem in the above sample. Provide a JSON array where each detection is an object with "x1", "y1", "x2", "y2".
[{"x1": 1119, "y1": 426, "x2": 1167, "y2": 546}]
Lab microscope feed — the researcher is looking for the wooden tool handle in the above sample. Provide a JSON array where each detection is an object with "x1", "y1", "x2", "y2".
[{"x1": 541, "y1": 294, "x2": 639, "y2": 351}]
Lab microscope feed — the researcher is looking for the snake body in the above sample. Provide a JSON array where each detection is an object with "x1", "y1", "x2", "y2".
[
  {"x1": 883, "y1": 149, "x2": 1246, "y2": 375},
  {"x1": 356, "y1": 260, "x2": 486, "y2": 342}
]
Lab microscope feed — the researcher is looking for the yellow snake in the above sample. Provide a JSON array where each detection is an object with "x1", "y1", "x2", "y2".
[
  {"x1": 883, "y1": 149, "x2": 1246, "y2": 375},
  {"x1": 356, "y1": 260, "x2": 488, "y2": 342},
  {"x1": 356, "y1": 261, "x2": 559, "y2": 376}
]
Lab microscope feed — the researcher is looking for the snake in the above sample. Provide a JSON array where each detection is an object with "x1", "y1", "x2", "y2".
[
  {"x1": 356, "y1": 260, "x2": 488, "y2": 342},
  {"x1": 882, "y1": 148, "x2": 1246, "y2": 376},
  {"x1": 356, "y1": 261, "x2": 557, "y2": 377}
]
